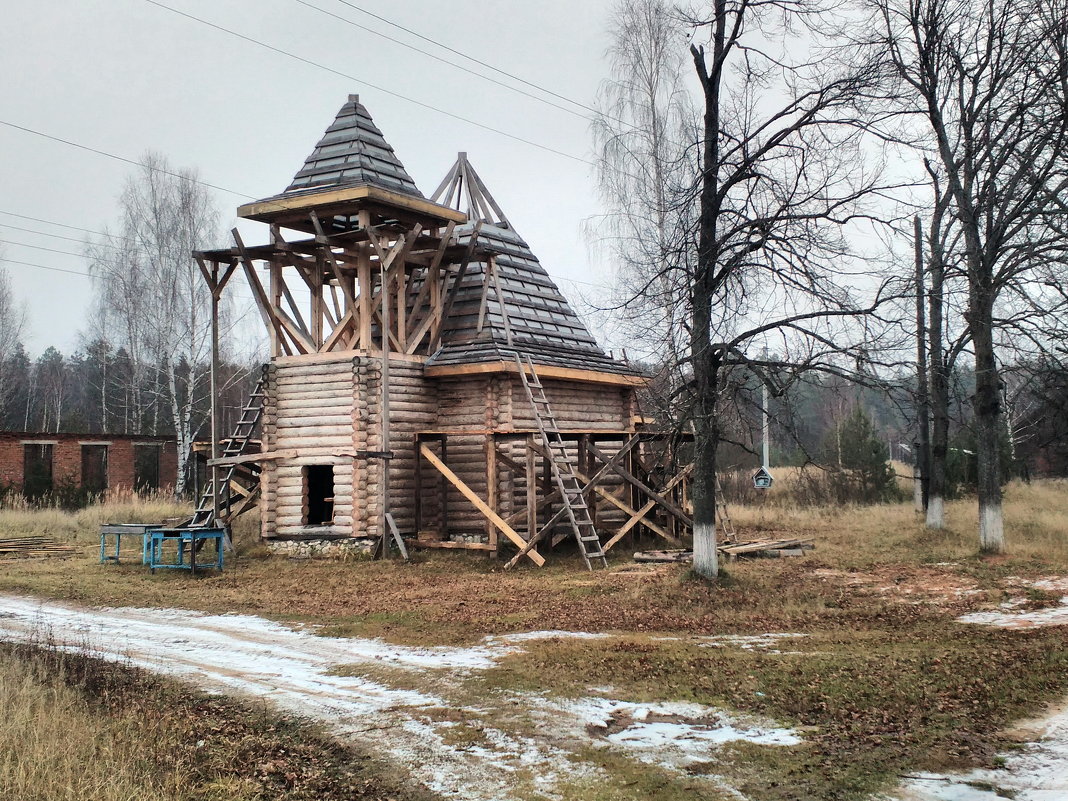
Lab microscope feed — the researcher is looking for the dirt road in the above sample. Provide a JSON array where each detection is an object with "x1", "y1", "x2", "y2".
[{"x1": 0, "y1": 594, "x2": 796, "y2": 800}]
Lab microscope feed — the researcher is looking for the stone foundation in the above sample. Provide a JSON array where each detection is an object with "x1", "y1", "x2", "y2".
[
  {"x1": 448, "y1": 532, "x2": 489, "y2": 545},
  {"x1": 265, "y1": 538, "x2": 376, "y2": 559}
]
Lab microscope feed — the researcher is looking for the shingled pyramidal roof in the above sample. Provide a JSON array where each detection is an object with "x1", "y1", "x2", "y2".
[
  {"x1": 272, "y1": 96, "x2": 635, "y2": 375},
  {"x1": 284, "y1": 94, "x2": 424, "y2": 199},
  {"x1": 425, "y1": 153, "x2": 638, "y2": 375}
]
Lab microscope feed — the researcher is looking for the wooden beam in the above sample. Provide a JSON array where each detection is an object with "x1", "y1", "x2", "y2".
[
  {"x1": 424, "y1": 359, "x2": 649, "y2": 388},
  {"x1": 419, "y1": 442, "x2": 544, "y2": 566},
  {"x1": 586, "y1": 441, "x2": 693, "y2": 527},
  {"x1": 601, "y1": 465, "x2": 693, "y2": 552}
]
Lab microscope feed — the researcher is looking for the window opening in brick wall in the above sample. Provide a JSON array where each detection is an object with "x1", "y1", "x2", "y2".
[
  {"x1": 23, "y1": 444, "x2": 53, "y2": 499},
  {"x1": 134, "y1": 444, "x2": 161, "y2": 492},
  {"x1": 304, "y1": 465, "x2": 334, "y2": 526},
  {"x1": 81, "y1": 445, "x2": 108, "y2": 494}
]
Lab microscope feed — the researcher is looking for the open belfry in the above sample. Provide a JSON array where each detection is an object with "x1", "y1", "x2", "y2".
[{"x1": 195, "y1": 95, "x2": 697, "y2": 568}]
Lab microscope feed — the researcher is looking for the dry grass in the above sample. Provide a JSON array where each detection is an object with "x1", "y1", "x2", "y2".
[
  {"x1": 1, "y1": 481, "x2": 1066, "y2": 642},
  {"x1": 3, "y1": 484, "x2": 1068, "y2": 800},
  {"x1": 0, "y1": 641, "x2": 436, "y2": 801},
  {"x1": 0, "y1": 648, "x2": 179, "y2": 801}
]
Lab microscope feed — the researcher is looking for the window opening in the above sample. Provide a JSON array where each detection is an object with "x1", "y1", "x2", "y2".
[
  {"x1": 81, "y1": 445, "x2": 108, "y2": 494},
  {"x1": 23, "y1": 444, "x2": 54, "y2": 499},
  {"x1": 134, "y1": 444, "x2": 161, "y2": 492}
]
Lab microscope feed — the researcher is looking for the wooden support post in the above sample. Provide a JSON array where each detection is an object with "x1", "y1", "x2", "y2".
[
  {"x1": 414, "y1": 434, "x2": 424, "y2": 535},
  {"x1": 419, "y1": 443, "x2": 544, "y2": 566},
  {"x1": 526, "y1": 434, "x2": 537, "y2": 539},
  {"x1": 439, "y1": 435, "x2": 449, "y2": 536},
  {"x1": 378, "y1": 257, "x2": 391, "y2": 558},
  {"x1": 485, "y1": 434, "x2": 498, "y2": 555}
]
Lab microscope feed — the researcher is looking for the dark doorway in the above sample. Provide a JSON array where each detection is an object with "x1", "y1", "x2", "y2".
[
  {"x1": 304, "y1": 465, "x2": 334, "y2": 525},
  {"x1": 23, "y1": 444, "x2": 53, "y2": 499},
  {"x1": 81, "y1": 445, "x2": 108, "y2": 493},
  {"x1": 134, "y1": 444, "x2": 161, "y2": 492}
]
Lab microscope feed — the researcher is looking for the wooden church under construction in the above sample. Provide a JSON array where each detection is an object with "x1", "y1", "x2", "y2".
[{"x1": 195, "y1": 95, "x2": 695, "y2": 568}]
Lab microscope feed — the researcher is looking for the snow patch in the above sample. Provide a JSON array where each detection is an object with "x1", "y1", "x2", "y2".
[
  {"x1": 534, "y1": 696, "x2": 801, "y2": 769},
  {"x1": 0, "y1": 594, "x2": 798, "y2": 800},
  {"x1": 894, "y1": 702, "x2": 1068, "y2": 800}
]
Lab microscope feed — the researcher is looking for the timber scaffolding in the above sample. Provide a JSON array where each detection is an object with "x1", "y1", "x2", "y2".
[{"x1": 195, "y1": 95, "x2": 702, "y2": 569}]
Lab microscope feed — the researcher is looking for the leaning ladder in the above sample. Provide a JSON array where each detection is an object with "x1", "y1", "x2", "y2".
[
  {"x1": 715, "y1": 477, "x2": 737, "y2": 544},
  {"x1": 187, "y1": 374, "x2": 267, "y2": 528},
  {"x1": 514, "y1": 354, "x2": 607, "y2": 570}
]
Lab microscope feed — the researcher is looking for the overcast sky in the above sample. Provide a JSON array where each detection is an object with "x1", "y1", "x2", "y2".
[{"x1": 0, "y1": 0, "x2": 628, "y2": 357}]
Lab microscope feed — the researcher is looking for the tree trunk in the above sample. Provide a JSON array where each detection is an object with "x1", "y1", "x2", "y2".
[
  {"x1": 913, "y1": 216, "x2": 930, "y2": 512},
  {"x1": 971, "y1": 290, "x2": 1004, "y2": 552},
  {"x1": 926, "y1": 224, "x2": 949, "y2": 529}
]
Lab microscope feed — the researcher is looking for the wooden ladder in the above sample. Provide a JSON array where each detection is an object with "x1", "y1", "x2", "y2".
[
  {"x1": 715, "y1": 477, "x2": 738, "y2": 544},
  {"x1": 187, "y1": 374, "x2": 267, "y2": 528},
  {"x1": 513, "y1": 354, "x2": 607, "y2": 570}
]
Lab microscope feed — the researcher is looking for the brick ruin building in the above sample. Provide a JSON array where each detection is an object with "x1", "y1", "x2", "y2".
[
  {"x1": 0, "y1": 431, "x2": 177, "y2": 498},
  {"x1": 194, "y1": 96, "x2": 694, "y2": 568}
]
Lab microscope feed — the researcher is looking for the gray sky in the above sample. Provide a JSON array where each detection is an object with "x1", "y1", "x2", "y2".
[{"x1": 0, "y1": 0, "x2": 625, "y2": 356}]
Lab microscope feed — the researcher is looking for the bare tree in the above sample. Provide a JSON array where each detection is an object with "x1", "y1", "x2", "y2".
[
  {"x1": 595, "y1": 0, "x2": 895, "y2": 578},
  {"x1": 871, "y1": 0, "x2": 1068, "y2": 551},
  {"x1": 88, "y1": 152, "x2": 221, "y2": 496},
  {"x1": 0, "y1": 259, "x2": 28, "y2": 423}
]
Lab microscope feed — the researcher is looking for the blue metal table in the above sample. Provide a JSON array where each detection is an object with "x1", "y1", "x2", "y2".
[
  {"x1": 147, "y1": 528, "x2": 225, "y2": 574},
  {"x1": 99, "y1": 523, "x2": 162, "y2": 565}
]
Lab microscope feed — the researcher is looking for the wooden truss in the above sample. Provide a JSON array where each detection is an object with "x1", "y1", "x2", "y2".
[
  {"x1": 413, "y1": 430, "x2": 696, "y2": 568},
  {"x1": 197, "y1": 208, "x2": 484, "y2": 359}
]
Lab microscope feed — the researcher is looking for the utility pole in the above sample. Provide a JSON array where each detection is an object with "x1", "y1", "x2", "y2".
[
  {"x1": 761, "y1": 345, "x2": 770, "y2": 469},
  {"x1": 914, "y1": 216, "x2": 931, "y2": 512}
]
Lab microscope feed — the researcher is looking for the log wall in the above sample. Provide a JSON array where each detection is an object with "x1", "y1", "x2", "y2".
[{"x1": 260, "y1": 356, "x2": 640, "y2": 549}]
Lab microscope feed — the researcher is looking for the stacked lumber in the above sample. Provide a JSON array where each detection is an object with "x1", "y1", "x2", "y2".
[
  {"x1": 719, "y1": 538, "x2": 814, "y2": 556},
  {"x1": 0, "y1": 536, "x2": 77, "y2": 558},
  {"x1": 634, "y1": 538, "x2": 815, "y2": 563}
]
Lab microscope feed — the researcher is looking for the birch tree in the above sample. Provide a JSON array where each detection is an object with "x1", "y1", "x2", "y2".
[
  {"x1": 88, "y1": 152, "x2": 220, "y2": 496},
  {"x1": 0, "y1": 262, "x2": 28, "y2": 424}
]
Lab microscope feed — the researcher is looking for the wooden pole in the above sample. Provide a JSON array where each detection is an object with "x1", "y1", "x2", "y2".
[
  {"x1": 210, "y1": 262, "x2": 221, "y2": 524},
  {"x1": 379, "y1": 258, "x2": 391, "y2": 557},
  {"x1": 486, "y1": 434, "x2": 498, "y2": 555},
  {"x1": 914, "y1": 215, "x2": 931, "y2": 512}
]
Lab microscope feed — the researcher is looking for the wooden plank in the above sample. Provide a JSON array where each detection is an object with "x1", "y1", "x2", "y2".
[
  {"x1": 485, "y1": 434, "x2": 498, "y2": 551},
  {"x1": 586, "y1": 441, "x2": 692, "y2": 527},
  {"x1": 419, "y1": 443, "x2": 544, "y2": 566},
  {"x1": 424, "y1": 360, "x2": 648, "y2": 388},
  {"x1": 411, "y1": 539, "x2": 496, "y2": 551},
  {"x1": 600, "y1": 465, "x2": 693, "y2": 552}
]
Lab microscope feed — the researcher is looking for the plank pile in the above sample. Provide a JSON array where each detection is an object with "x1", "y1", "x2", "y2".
[
  {"x1": 719, "y1": 538, "x2": 815, "y2": 558},
  {"x1": 0, "y1": 536, "x2": 77, "y2": 559},
  {"x1": 634, "y1": 538, "x2": 815, "y2": 564}
]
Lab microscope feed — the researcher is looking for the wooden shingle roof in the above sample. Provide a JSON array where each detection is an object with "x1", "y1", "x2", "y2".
[
  {"x1": 426, "y1": 154, "x2": 642, "y2": 377},
  {"x1": 285, "y1": 94, "x2": 424, "y2": 198}
]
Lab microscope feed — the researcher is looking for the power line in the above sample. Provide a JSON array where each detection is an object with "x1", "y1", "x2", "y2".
[
  {"x1": 292, "y1": 0, "x2": 589, "y2": 122},
  {"x1": 331, "y1": 0, "x2": 605, "y2": 121},
  {"x1": 0, "y1": 120, "x2": 255, "y2": 199},
  {"x1": 0, "y1": 221, "x2": 122, "y2": 250},
  {"x1": 0, "y1": 210, "x2": 137, "y2": 243},
  {"x1": 0, "y1": 237, "x2": 91, "y2": 260},
  {"x1": 1, "y1": 258, "x2": 91, "y2": 278},
  {"x1": 0, "y1": 208, "x2": 612, "y2": 291},
  {"x1": 141, "y1": 0, "x2": 592, "y2": 165}
]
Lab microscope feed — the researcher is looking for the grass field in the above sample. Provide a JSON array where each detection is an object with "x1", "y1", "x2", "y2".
[
  {"x1": 0, "y1": 640, "x2": 434, "y2": 801},
  {"x1": 2, "y1": 480, "x2": 1068, "y2": 800}
]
